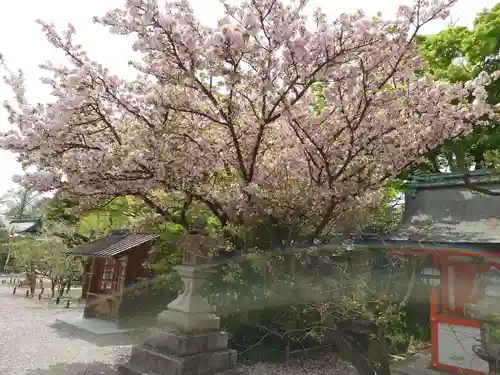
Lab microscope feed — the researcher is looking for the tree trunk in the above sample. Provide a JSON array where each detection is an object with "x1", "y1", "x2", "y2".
[
  {"x1": 50, "y1": 278, "x2": 56, "y2": 298},
  {"x1": 66, "y1": 278, "x2": 71, "y2": 294},
  {"x1": 58, "y1": 280, "x2": 68, "y2": 298},
  {"x1": 29, "y1": 262, "x2": 36, "y2": 296},
  {"x1": 81, "y1": 259, "x2": 90, "y2": 300},
  {"x1": 329, "y1": 318, "x2": 392, "y2": 375},
  {"x1": 371, "y1": 325, "x2": 391, "y2": 375},
  {"x1": 332, "y1": 330, "x2": 376, "y2": 375},
  {"x1": 81, "y1": 272, "x2": 88, "y2": 300},
  {"x1": 3, "y1": 248, "x2": 12, "y2": 273}
]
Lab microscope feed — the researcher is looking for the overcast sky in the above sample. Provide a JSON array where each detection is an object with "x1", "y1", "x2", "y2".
[{"x1": 0, "y1": 0, "x2": 497, "y2": 196}]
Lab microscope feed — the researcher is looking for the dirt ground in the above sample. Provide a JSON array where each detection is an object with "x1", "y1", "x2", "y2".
[
  {"x1": 1, "y1": 275, "x2": 421, "y2": 375},
  {"x1": 0, "y1": 284, "x2": 130, "y2": 375}
]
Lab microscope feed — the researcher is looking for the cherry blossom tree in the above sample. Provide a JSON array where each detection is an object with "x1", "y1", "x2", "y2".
[{"x1": 1, "y1": 0, "x2": 499, "y2": 247}]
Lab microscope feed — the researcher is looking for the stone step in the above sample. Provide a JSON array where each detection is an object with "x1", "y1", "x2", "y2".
[
  {"x1": 118, "y1": 363, "x2": 248, "y2": 375},
  {"x1": 129, "y1": 344, "x2": 237, "y2": 375},
  {"x1": 144, "y1": 328, "x2": 229, "y2": 356}
]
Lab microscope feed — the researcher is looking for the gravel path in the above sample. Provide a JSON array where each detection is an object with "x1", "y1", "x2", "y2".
[
  {"x1": 0, "y1": 286, "x2": 130, "y2": 375},
  {"x1": 0, "y1": 282, "x2": 356, "y2": 375},
  {"x1": 247, "y1": 356, "x2": 356, "y2": 375}
]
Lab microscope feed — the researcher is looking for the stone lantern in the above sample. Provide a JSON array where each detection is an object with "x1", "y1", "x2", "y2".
[
  {"x1": 119, "y1": 217, "x2": 247, "y2": 375},
  {"x1": 466, "y1": 267, "x2": 500, "y2": 375}
]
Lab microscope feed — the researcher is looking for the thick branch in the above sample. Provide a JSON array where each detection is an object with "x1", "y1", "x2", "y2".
[{"x1": 136, "y1": 193, "x2": 188, "y2": 229}]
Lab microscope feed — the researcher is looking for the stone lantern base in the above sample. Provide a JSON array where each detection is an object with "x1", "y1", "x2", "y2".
[
  {"x1": 118, "y1": 327, "x2": 247, "y2": 375},
  {"x1": 118, "y1": 263, "x2": 247, "y2": 375}
]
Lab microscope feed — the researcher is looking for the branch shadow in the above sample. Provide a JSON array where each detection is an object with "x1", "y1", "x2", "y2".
[{"x1": 22, "y1": 361, "x2": 123, "y2": 375}]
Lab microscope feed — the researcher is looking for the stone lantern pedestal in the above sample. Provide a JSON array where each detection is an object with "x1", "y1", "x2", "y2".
[
  {"x1": 470, "y1": 310, "x2": 500, "y2": 375},
  {"x1": 466, "y1": 269, "x2": 500, "y2": 375},
  {"x1": 118, "y1": 225, "x2": 247, "y2": 375}
]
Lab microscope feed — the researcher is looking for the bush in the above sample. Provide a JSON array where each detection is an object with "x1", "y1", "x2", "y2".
[{"x1": 203, "y1": 252, "x2": 431, "y2": 362}]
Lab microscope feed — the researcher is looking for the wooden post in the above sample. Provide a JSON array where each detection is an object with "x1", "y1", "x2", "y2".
[
  {"x1": 83, "y1": 257, "x2": 96, "y2": 318},
  {"x1": 81, "y1": 258, "x2": 91, "y2": 300},
  {"x1": 116, "y1": 255, "x2": 128, "y2": 326},
  {"x1": 285, "y1": 343, "x2": 291, "y2": 367},
  {"x1": 430, "y1": 287, "x2": 439, "y2": 368},
  {"x1": 430, "y1": 254, "x2": 441, "y2": 369}
]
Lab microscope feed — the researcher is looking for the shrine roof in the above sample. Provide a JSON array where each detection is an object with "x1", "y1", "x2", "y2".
[
  {"x1": 391, "y1": 170, "x2": 500, "y2": 244},
  {"x1": 67, "y1": 229, "x2": 159, "y2": 258},
  {"x1": 7, "y1": 219, "x2": 41, "y2": 235}
]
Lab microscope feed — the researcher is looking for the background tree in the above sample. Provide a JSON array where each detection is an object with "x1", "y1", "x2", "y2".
[
  {"x1": 8, "y1": 233, "x2": 82, "y2": 297},
  {"x1": 0, "y1": 185, "x2": 42, "y2": 272},
  {"x1": 8, "y1": 236, "x2": 47, "y2": 294},
  {"x1": 0, "y1": 185, "x2": 41, "y2": 221},
  {"x1": 0, "y1": 221, "x2": 10, "y2": 273},
  {"x1": 411, "y1": 3, "x2": 500, "y2": 175}
]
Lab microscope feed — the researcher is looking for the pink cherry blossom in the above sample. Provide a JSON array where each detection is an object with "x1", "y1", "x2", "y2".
[{"x1": 1, "y1": 0, "x2": 499, "y2": 242}]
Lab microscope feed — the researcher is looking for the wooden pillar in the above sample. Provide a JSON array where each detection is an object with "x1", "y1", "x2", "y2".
[
  {"x1": 430, "y1": 255, "x2": 441, "y2": 370},
  {"x1": 81, "y1": 258, "x2": 92, "y2": 299},
  {"x1": 124, "y1": 253, "x2": 134, "y2": 285},
  {"x1": 430, "y1": 286, "x2": 439, "y2": 369},
  {"x1": 113, "y1": 257, "x2": 120, "y2": 290},
  {"x1": 89, "y1": 258, "x2": 103, "y2": 293}
]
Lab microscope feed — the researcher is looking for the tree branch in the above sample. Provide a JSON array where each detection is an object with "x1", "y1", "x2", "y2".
[{"x1": 136, "y1": 193, "x2": 188, "y2": 229}]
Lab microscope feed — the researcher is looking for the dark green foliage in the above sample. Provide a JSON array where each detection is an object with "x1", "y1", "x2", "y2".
[
  {"x1": 410, "y1": 3, "x2": 500, "y2": 174},
  {"x1": 200, "y1": 249, "x2": 428, "y2": 363}
]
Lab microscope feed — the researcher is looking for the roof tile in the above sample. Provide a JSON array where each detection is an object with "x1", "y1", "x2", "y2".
[
  {"x1": 67, "y1": 232, "x2": 159, "y2": 257},
  {"x1": 395, "y1": 180, "x2": 500, "y2": 243}
]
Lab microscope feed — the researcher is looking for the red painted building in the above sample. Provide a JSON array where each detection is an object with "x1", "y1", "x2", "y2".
[{"x1": 367, "y1": 171, "x2": 500, "y2": 375}]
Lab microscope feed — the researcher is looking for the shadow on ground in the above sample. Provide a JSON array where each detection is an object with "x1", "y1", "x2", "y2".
[
  {"x1": 48, "y1": 321, "x2": 145, "y2": 347},
  {"x1": 22, "y1": 361, "x2": 125, "y2": 375}
]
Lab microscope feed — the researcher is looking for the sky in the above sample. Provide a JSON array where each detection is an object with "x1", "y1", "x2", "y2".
[{"x1": 0, "y1": 0, "x2": 498, "y2": 197}]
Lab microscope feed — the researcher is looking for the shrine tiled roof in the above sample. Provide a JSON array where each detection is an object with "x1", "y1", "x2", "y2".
[
  {"x1": 7, "y1": 219, "x2": 41, "y2": 235},
  {"x1": 391, "y1": 170, "x2": 500, "y2": 243},
  {"x1": 67, "y1": 229, "x2": 159, "y2": 257}
]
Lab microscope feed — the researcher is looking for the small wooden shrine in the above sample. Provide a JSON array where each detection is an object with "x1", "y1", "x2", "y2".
[
  {"x1": 364, "y1": 171, "x2": 500, "y2": 375},
  {"x1": 67, "y1": 229, "x2": 159, "y2": 327}
]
